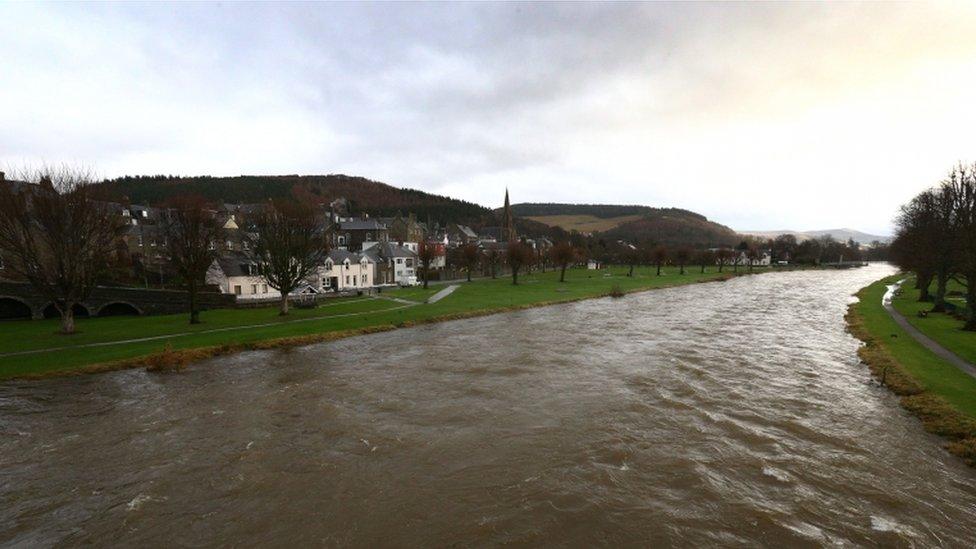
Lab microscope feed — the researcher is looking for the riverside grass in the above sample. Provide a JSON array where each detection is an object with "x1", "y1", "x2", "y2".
[
  {"x1": 0, "y1": 266, "x2": 740, "y2": 380},
  {"x1": 847, "y1": 276, "x2": 976, "y2": 464}
]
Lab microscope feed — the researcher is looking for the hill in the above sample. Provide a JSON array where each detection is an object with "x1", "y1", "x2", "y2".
[
  {"x1": 510, "y1": 203, "x2": 739, "y2": 247},
  {"x1": 740, "y1": 228, "x2": 892, "y2": 245},
  {"x1": 97, "y1": 174, "x2": 491, "y2": 225}
]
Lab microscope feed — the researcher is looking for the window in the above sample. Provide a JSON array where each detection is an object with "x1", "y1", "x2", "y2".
[
  {"x1": 338, "y1": 236, "x2": 346, "y2": 245},
  {"x1": 150, "y1": 239, "x2": 156, "y2": 247},
  {"x1": 242, "y1": 241, "x2": 249, "y2": 250},
  {"x1": 137, "y1": 235, "x2": 144, "y2": 247},
  {"x1": 234, "y1": 285, "x2": 242, "y2": 295},
  {"x1": 366, "y1": 233, "x2": 371, "y2": 241},
  {"x1": 345, "y1": 275, "x2": 350, "y2": 285},
  {"x1": 251, "y1": 284, "x2": 258, "y2": 294},
  {"x1": 225, "y1": 240, "x2": 233, "y2": 250},
  {"x1": 345, "y1": 263, "x2": 349, "y2": 270},
  {"x1": 262, "y1": 284, "x2": 268, "y2": 294},
  {"x1": 361, "y1": 274, "x2": 367, "y2": 283},
  {"x1": 208, "y1": 241, "x2": 216, "y2": 251},
  {"x1": 353, "y1": 277, "x2": 357, "y2": 286},
  {"x1": 396, "y1": 258, "x2": 403, "y2": 264}
]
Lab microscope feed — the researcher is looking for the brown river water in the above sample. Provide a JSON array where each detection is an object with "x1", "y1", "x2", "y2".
[{"x1": 3, "y1": 263, "x2": 976, "y2": 547}]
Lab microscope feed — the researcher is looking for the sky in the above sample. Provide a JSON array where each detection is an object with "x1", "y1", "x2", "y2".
[{"x1": 4, "y1": 2, "x2": 976, "y2": 235}]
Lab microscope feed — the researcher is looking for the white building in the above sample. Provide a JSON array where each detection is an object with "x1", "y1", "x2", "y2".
[
  {"x1": 318, "y1": 249, "x2": 375, "y2": 291},
  {"x1": 206, "y1": 253, "x2": 279, "y2": 300}
]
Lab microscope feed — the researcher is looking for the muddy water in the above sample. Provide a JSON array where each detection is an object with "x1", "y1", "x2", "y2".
[{"x1": 3, "y1": 264, "x2": 976, "y2": 546}]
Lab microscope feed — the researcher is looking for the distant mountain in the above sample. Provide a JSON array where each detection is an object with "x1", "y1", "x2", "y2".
[
  {"x1": 97, "y1": 174, "x2": 492, "y2": 225},
  {"x1": 740, "y1": 228, "x2": 892, "y2": 245},
  {"x1": 509, "y1": 203, "x2": 739, "y2": 247}
]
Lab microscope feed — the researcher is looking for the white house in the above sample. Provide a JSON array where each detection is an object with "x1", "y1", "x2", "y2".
[
  {"x1": 362, "y1": 242, "x2": 419, "y2": 286},
  {"x1": 318, "y1": 249, "x2": 375, "y2": 291},
  {"x1": 206, "y1": 253, "x2": 279, "y2": 300},
  {"x1": 587, "y1": 259, "x2": 603, "y2": 270}
]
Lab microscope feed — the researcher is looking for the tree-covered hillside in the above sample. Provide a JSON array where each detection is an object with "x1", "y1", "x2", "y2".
[{"x1": 97, "y1": 174, "x2": 491, "y2": 224}]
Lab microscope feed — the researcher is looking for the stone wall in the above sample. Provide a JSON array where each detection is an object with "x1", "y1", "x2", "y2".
[{"x1": 0, "y1": 282, "x2": 236, "y2": 319}]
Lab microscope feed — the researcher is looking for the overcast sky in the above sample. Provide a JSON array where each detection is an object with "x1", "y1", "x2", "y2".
[{"x1": 4, "y1": 2, "x2": 976, "y2": 234}]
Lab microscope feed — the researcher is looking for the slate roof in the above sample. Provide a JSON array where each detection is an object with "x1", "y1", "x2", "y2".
[{"x1": 338, "y1": 219, "x2": 387, "y2": 231}]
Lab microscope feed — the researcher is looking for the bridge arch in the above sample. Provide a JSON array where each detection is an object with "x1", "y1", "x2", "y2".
[
  {"x1": 41, "y1": 302, "x2": 90, "y2": 319},
  {"x1": 0, "y1": 296, "x2": 33, "y2": 320},
  {"x1": 97, "y1": 301, "x2": 143, "y2": 317}
]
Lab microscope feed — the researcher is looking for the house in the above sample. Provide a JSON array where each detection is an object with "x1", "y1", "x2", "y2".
[
  {"x1": 318, "y1": 249, "x2": 375, "y2": 291},
  {"x1": 587, "y1": 259, "x2": 603, "y2": 270},
  {"x1": 206, "y1": 252, "x2": 278, "y2": 300},
  {"x1": 446, "y1": 223, "x2": 479, "y2": 246},
  {"x1": 381, "y1": 213, "x2": 426, "y2": 243},
  {"x1": 332, "y1": 217, "x2": 389, "y2": 251},
  {"x1": 362, "y1": 241, "x2": 420, "y2": 286}
]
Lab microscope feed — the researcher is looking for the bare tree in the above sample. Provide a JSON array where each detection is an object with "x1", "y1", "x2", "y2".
[
  {"x1": 460, "y1": 243, "x2": 481, "y2": 282},
  {"x1": 506, "y1": 240, "x2": 534, "y2": 285},
  {"x1": 944, "y1": 164, "x2": 976, "y2": 330},
  {"x1": 0, "y1": 166, "x2": 127, "y2": 334},
  {"x1": 484, "y1": 247, "x2": 501, "y2": 279},
  {"x1": 673, "y1": 247, "x2": 691, "y2": 275},
  {"x1": 417, "y1": 240, "x2": 438, "y2": 289},
  {"x1": 254, "y1": 200, "x2": 328, "y2": 315},
  {"x1": 696, "y1": 249, "x2": 715, "y2": 274},
  {"x1": 551, "y1": 241, "x2": 576, "y2": 283},
  {"x1": 163, "y1": 194, "x2": 223, "y2": 324},
  {"x1": 651, "y1": 245, "x2": 668, "y2": 276},
  {"x1": 715, "y1": 248, "x2": 733, "y2": 273}
]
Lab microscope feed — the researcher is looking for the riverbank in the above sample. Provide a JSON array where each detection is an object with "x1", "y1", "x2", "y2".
[
  {"x1": 0, "y1": 266, "x2": 757, "y2": 381},
  {"x1": 847, "y1": 276, "x2": 976, "y2": 464}
]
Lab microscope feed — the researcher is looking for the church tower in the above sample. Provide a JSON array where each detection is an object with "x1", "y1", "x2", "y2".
[{"x1": 502, "y1": 188, "x2": 517, "y2": 242}]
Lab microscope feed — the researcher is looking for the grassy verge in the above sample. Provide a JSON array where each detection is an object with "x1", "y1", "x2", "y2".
[
  {"x1": 846, "y1": 276, "x2": 976, "y2": 464},
  {"x1": 891, "y1": 277, "x2": 976, "y2": 365},
  {"x1": 1, "y1": 266, "x2": 752, "y2": 380}
]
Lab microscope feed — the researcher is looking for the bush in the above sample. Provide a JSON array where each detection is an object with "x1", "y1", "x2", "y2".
[{"x1": 609, "y1": 284, "x2": 624, "y2": 298}]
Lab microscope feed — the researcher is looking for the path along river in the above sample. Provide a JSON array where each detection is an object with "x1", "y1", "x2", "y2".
[{"x1": 3, "y1": 263, "x2": 976, "y2": 546}]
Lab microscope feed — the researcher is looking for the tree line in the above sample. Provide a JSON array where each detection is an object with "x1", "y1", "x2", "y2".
[{"x1": 891, "y1": 163, "x2": 976, "y2": 330}]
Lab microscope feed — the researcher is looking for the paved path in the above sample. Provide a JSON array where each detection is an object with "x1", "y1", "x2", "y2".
[
  {"x1": 882, "y1": 279, "x2": 976, "y2": 379},
  {"x1": 0, "y1": 300, "x2": 417, "y2": 359},
  {"x1": 426, "y1": 284, "x2": 459, "y2": 304}
]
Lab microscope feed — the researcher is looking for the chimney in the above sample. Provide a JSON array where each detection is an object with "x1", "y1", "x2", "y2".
[{"x1": 0, "y1": 171, "x2": 5, "y2": 182}]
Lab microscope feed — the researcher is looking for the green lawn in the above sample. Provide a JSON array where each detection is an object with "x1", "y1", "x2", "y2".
[
  {"x1": 854, "y1": 276, "x2": 976, "y2": 418},
  {"x1": 0, "y1": 266, "x2": 739, "y2": 380},
  {"x1": 892, "y1": 277, "x2": 976, "y2": 365}
]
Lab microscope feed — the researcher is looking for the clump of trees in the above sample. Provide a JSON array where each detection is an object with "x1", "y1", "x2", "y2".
[
  {"x1": 0, "y1": 166, "x2": 128, "y2": 334},
  {"x1": 893, "y1": 164, "x2": 976, "y2": 330}
]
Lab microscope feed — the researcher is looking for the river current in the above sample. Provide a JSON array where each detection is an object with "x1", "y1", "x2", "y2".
[{"x1": 3, "y1": 263, "x2": 976, "y2": 546}]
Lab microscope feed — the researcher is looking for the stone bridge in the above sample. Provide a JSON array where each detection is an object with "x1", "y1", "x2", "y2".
[{"x1": 0, "y1": 282, "x2": 237, "y2": 320}]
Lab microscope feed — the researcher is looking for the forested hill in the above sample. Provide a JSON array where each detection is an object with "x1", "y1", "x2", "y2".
[
  {"x1": 97, "y1": 174, "x2": 491, "y2": 223},
  {"x1": 511, "y1": 202, "x2": 739, "y2": 247}
]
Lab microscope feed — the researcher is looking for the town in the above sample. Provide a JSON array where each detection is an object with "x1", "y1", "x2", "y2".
[{"x1": 0, "y1": 169, "x2": 882, "y2": 334}]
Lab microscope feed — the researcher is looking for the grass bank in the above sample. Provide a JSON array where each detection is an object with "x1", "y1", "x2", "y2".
[
  {"x1": 846, "y1": 276, "x2": 976, "y2": 464},
  {"x1": 1, "y1": 266, "x2": 753, "y2": 380},
  {"x1": 891, "y1": 277, "x2": 976, "y2": 365}
]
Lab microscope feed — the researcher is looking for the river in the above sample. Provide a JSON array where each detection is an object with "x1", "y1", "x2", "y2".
[{"x1": 3, "y1": 263, "x2": 976, "y2": 546}]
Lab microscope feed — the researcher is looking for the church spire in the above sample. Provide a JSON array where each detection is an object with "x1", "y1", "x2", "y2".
[{"x1": 502, "y1": 187, "x2": 516, "y2": 242}]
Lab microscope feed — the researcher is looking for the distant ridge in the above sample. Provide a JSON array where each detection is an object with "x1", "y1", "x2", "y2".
[
  {"x1": 740, "y1": 228, "x2": 892, "y2": 245},
  {"x1": 509, "y1": 202, "x2": 739, "y2": 247}
]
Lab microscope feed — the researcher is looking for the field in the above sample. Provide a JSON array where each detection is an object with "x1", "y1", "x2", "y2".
[
  {"x1": 0, "y1": 266, "x2": 737, "y2": 380},
  {"x1": 525, "y1": 214, "x2": 643, "y2": 233}
]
